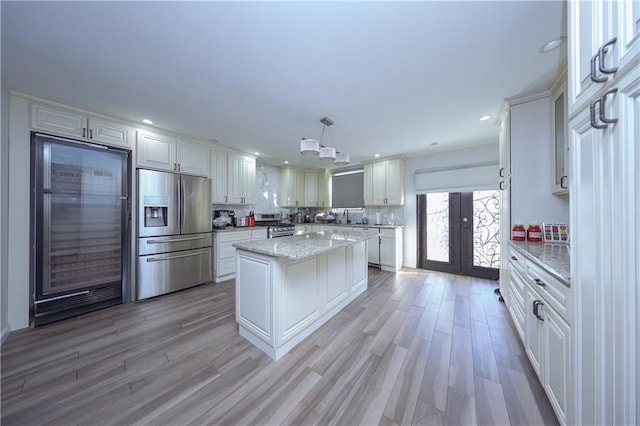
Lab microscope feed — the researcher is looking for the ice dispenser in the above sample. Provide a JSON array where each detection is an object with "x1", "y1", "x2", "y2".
[{"x1": 143, "y1": 196, "x2": 168, "y2": 228}]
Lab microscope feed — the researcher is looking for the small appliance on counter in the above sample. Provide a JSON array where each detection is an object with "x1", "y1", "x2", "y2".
[
  {"x1": 213, "y1": 209, "x2": 234, "y2": 228},
  {"x1": 233, "y1": 216, "x2": 249, "y2": 227}
]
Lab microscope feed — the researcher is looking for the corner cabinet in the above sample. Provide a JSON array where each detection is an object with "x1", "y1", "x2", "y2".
[
  {"x1": 31, "y1": 103, "x2": 133, "y2": 149},
  {"x1": 137, "y1": 130, "x2": 210, "y2": 177},
  {"x1": 568, "y1": 2, "x2": 639, "y2": 425},
  {"x1": 363, "y1": 157, "x2": 405, "y2": 206}
]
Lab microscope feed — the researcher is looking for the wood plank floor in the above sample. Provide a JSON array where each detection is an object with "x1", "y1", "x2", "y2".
[{"x1": 1, "y1": 268, "x2": 559, "y2": 425}]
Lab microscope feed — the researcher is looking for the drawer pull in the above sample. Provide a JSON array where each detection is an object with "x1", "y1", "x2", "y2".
[
  {"x1": 533, "y1": 300, "x2": 545, "y2": 321},
  {"x1": 534, "y1": 278, "x2": 546, "y2": 287},
  {"x1": 510, "y1": 255, "x2": 518, "y2": 261}
]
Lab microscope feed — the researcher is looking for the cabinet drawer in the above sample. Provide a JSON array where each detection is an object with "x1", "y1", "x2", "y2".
[
  {"x1": 251, "y1": 229, "x2": 267, "y2": 240},
  {"x1": 380, "y1": 228, "x2": 396, "y2": 238},
  {"x1": 216, "y1": 257, "x2": 236, "y2": 277},
  {"x1": 527, "y1": 261, "x2": 570, "y2": 323},
  {"x1": 218, "y1": 241, "x2": 240, "y2": 259},
  {"x1": 216, "y1": 230, "x2": 251, "y2": 243},
  {"x1": 509, "y1": 251, "x2": 526, "y2": 277}
]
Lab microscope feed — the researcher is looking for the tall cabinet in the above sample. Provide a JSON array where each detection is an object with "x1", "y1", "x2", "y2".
[{"x1": 568, "y1": 2, "x2": 639, "y2": 425}]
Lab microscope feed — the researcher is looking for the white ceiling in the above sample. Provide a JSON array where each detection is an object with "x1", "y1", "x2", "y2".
[{"x1": 1, "y1": 1, "x2": 566, "y2": 169}]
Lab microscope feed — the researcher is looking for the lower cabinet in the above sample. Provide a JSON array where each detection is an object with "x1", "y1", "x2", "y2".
[
  {"x1": 506, "y1": 242, "x2": 570, "y2": 426},
  {"x1": 379, "y1": 228, "x2": 402, "y2": 272},
  {"x1": 212, "y1": 229, "x2": 267, "y2": 283}
]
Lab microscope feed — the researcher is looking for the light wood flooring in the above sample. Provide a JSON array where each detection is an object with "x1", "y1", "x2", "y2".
[{"x1": 1, "y1": 267, "x2": 558, "y2": 425}]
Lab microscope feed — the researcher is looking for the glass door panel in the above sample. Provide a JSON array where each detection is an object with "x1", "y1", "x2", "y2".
[
  {"x1": 471, "y1": 190, "x2": 501, "y2": 268},
  {"x1": 426, "y1": 192, "x2": 450, "y2": 262}
]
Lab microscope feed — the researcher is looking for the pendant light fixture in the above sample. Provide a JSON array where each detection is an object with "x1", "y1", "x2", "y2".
[{"x1": 299, "y1": 116, "x2": 349, "y2": 165}]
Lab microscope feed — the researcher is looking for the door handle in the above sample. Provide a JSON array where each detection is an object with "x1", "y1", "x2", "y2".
[
  {"x1": 560, "y1": 175, "x2": 568, "y2": 189},
  {"x1": 590, "y1": 54, "x2": 608, "y2": 83},
  {"x1": 590, "y1": 99, "x2": 607, "y2": 129},
  {"x1": 533, "y1": 277, "x2": 546, "y2": 287},
  {"x1": 599, "y1": 88, "x2": 618, "y2": 125},
  {"x1": 598, "y1": 37, "x2": 618, "y2": 75},
  {"x1": 533, "y1": 300, "x2": 545, "y2": 321}
]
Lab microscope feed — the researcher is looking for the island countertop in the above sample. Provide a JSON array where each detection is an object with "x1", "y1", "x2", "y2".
[{"x1": 233, "y1": 229, "x2": 380, "y2": 261}]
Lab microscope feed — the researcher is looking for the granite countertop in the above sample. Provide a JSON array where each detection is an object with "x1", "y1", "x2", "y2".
[
  {"x1": 509, "y1": 240, "x2": 570, "y2": 285},
  {"x1": 233, "y1": 229, "x2": 381, "y2": 260},
  {"x1": 313, "y1": 223, "x2": 404, "y2": 229}
]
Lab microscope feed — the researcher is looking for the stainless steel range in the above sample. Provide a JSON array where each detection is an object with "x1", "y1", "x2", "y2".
[{"x1": 254, "y1": 213, "x2": 295, "y2": 238}]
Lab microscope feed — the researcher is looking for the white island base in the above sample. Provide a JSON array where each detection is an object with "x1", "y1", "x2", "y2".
[{"x1": 235, "y1": 239, "x2": 368, "y2": 361}]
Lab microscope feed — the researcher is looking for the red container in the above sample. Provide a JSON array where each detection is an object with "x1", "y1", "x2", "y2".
[
  {"x1": 527, "y1": 223, "x2": 542, "y2": 242},
  {"x1": 512, "y1": 223, "x2": 526, "y2": 241}
]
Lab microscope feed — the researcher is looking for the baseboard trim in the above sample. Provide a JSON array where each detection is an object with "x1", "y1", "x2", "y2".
[{"x1": 1, "y1": 324, "x2": 10, "y2": 346}]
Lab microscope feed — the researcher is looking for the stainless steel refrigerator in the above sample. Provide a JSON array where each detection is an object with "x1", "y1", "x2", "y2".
[
  {"x1": 31, "y1": 133, "x2": 130, "y2": 326},
  {"x1": 137, "y1": 169, "x2": 212, "y2": 299}
]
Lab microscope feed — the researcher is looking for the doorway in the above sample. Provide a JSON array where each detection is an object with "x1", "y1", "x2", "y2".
[{"x1": 417, "y1": 191, "x2": 500, "y2": 279}]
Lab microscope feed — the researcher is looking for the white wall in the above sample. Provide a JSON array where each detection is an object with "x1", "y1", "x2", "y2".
[
  {"x1": 402, "y1": 143, "x2": 499, "y2": 268},
  {"x1": 1, "y1": 58, "x2": 11, "y2": 343}
]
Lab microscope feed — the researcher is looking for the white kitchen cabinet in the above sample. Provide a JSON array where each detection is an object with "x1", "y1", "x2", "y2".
[
  {"x1": 280, "y1": 166, "x2": 305, "y2": 207},
  {"x1": 551, "y1": 70, "x2": 569, "y2": 194},
  {"x1": 379, "y1": 227, "x2": 402, "y2": 272},
  {"x1": 31, "y1": 103, "x2": 132, "y2": 149},
  {"x1": 212, "y1": 228, "x2": 267, "y2": 283},
  {"x1": 363, "y1": 157, "x2": 405, "y2": 206},
  {"x1": 210, "y1": 149, "x2": 228, "y2": 204},
  {"x1": 227, "y1": 153, "x2": 255, "y2": 204},
  {"x1": 525, "y1": 285, "x2": 545, "y2": 377},
  {"x1": 568, "y1": 68, "x2": 639, "y2": 425},
  {"x1": 318, "y1": 170, "x2": 331, "y2": 208},
  {"x1": 137, "y1": 130, "x2": 209, "y2": 176},
  {"x1": 569, "y1": 0, "x2": 640, "y2": 115},
  {"x1": 210, "y1": 150, "x2": 255, "y2": 204},
  {"x1": 304, "y1": 171, "x2": 320, "y2": 207},
  {"x1": 544, "y1": 304, "x2": 570, "y2": 426}
]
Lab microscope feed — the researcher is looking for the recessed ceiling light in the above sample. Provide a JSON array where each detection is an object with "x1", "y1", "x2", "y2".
[
  {"x1": 540, "y1": 36, "x2": 566, "y2": 53},
  {"x1": 374, "y1": 154, "x2": 380, "y2": 158},
  {"x1": 142, "y1": 119, "x2": 153, "y2": 125},
  {"x1": 254, "y1": 152, "x2": 260, "y2": 156},
  {"x1": 284, "y1": 161, "x2": 289, "y2": 164},
  {"x1": 480, "y1": 115, "x2": 491, "y2": 121},
  {"x1": 430, "y1": 142, "x2": 439, "y2": 146}
]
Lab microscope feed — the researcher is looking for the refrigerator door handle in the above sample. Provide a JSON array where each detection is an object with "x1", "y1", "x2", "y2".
[
  {"x1": 146, "y1": 235, "x2": 209, "y2": 244},
  {"x1": 180, "y1": 176, "x2": 186, "y2": 231},
  {"x1": 146, "y1": 251, "x2": 206, "y2": 262},
  {"x1": 42, "y1": 193, "x2": 52, "y2": 294}
]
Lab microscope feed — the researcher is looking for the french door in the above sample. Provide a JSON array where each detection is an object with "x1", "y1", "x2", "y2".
[{"x1": 417, "y1": 191, "x2": 500, "y2": 279}]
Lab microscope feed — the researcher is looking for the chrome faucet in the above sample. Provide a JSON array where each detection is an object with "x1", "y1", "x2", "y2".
[{"x1": 343, "y1": 209, "x2": 350, "y2": 224}]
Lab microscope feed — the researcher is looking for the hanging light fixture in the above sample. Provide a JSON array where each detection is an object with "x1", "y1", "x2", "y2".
[
  {"x1": 334, "y1": 151, "x2": 350, "y2": 165},
  {"x1": 299, "y1": 116, "x2": 349, "y2": 165},
  {"x1": 300, "y1": 138, "x2": 320, "y2": 156}
]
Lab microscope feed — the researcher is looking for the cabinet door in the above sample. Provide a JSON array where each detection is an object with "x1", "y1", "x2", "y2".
[
  {"x1": 177, "y1": 141, "x2": 209, "y2": 177},
  {"x1": 210, "y1": 150, "x2": 228, "y2": 203},
  {"x1": 384, "y1": 159, "x2": 405, "y2": 205},
  {"x1": 499, "y1": 110, "x2": 511, "y2": 179},
  {"x1": 136, "y1": 131, "x2": 177, "y2": 171},
  {"x1": 371, "y1": 161, "x2": 387, "y2": 205},
  {"x1": 379, "y1": 233, "x2": 395, "y2": 270},
  {"x1": 31, "y1": 103, "x2": 87, "y2": 139},
  {"x1": 552, "y1": 85, "x2": 569, "y2": 194},
  {"x1": 88, "y1": 118, "x2": 132, "y2": 149},
  {"x1": 525, "y1": 288, "x2": 544, "y2": 377},
  {"x1": 544, "y1": 307, "x2": 570, "y2": 426},
  {"x1": 318, "y1": 171, "x2": 330, "y2": 208},
  {"x1": 295, "y1": 169, "x2": 305, "y2": 206},
  {"x1": 611, "y1": 0, "x2": 640, "y2": 77},
  {"x1": 304, "y1": 171, "x2": 319, "y2": 206},
  {"x1": 227, "y1": 153, "x2": 244, "y2": 204},
  {"x1": 363, "y1": 163, "x2": 374, "y2": 206},
  {"x1": 242, "y1": 156, "x2": 256, "y2": 204}
]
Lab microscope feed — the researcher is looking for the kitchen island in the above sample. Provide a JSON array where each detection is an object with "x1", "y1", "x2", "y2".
[{"x1": 233, "y1": 229, "x2": 380, "y2": 360}]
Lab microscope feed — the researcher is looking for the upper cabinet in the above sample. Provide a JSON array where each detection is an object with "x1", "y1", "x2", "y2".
[
  {"x1": 363, "y1": 157, "x2": 405, "y2": 206},
  {"x1": 137, "y1": 131, "x2": 210, "y2": 176},
  {"x1": 568, "y1": 0, "x2": 640, "y2": 115},
  {"x1": 31, "y1": 103, "x2": 132, "y2": 149},
  {"x1": 211, "y1": 150, "x2": 256, "y2": 205},
  {"x1": 551, "y1": 69, "x2": 569, "y2": 195},
  {"x1": 303, "y1": 170, "x2": 331, "y2": 208},
  {"x1": 280, "y1": 166, "x2": 305, "y2": 207}
]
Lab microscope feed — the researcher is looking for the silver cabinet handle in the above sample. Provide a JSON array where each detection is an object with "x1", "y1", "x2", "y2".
[
  {"x1": 598, "y1": 37, "x2": 618, "y2": 75},
  {"x1": 499, "y1": 167, "x2": 505, "y2": 177},
  {"x1": 82, "y1": 127, "x2": 87, "y2": 138},
  {"x1": 599, "y1": 88, "x2": 618, "y2": 124},
  {"x1": 499, "y1": 180, "x2": 505, "y2": 190},
  {"x1": 590, "y1": 54, "x2": 608, "y2": 83},
  {"x1": 533, "y1": 277, "x2": 546, "y2": 287},
  {"x1": 560, "y1": 175, "x2": 568, "y2": 189},
  {"x1": 89, "y1": 129, "x2": 93, "y2": 139},
  {"x1": 590, "y1": 99, "x2": 607, "y2": 129}
]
